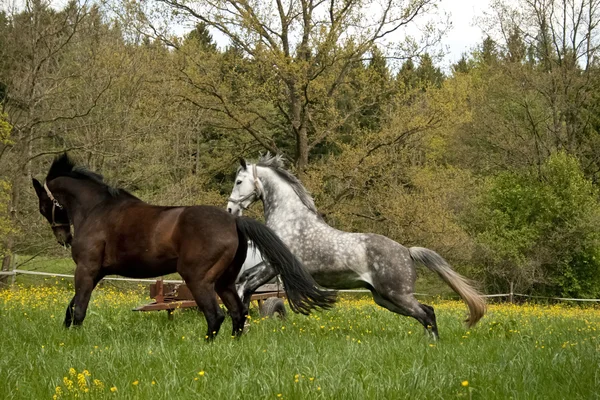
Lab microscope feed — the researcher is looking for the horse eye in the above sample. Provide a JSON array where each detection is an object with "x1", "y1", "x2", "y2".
[{"x1": 236, "y1": 180, "x2": 242, "y2": 185}]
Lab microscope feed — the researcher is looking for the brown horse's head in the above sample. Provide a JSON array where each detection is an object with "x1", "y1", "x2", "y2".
[{"x1": 32, "y1": 177, "x2": 72, "y2": 247}]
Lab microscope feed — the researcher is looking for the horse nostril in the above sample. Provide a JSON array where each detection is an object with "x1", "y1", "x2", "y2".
[{"x1": 227, "y1": 208, "x2": 232, "y2": 213}]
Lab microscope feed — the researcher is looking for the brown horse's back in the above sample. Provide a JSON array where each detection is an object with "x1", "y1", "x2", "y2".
[{"x1": 97, "y1": 203, "x2": 239, "y2": 280}]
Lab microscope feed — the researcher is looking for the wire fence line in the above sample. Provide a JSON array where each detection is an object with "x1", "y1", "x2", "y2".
[
  {"x1": 0, "y1": 269, "x2": 183, "y2": 284},
  {"x1": 2, "y1": 269, "x2": 600, "y2": 302}
]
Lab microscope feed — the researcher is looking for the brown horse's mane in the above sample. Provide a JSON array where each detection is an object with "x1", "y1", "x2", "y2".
[{"x1": 45, "y1": 153, "x2": 139, "y2": 200}]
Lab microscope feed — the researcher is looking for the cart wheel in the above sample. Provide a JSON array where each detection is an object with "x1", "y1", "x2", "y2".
[{"x1": 259, "y1": 297, "x2": 287, "y2": 319}]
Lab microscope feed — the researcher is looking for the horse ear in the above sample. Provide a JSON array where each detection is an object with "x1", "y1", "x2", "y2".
[
  {"x1": 32, "y1": 178, "x2": 46, "y2": 198},
  {"x1": 239, "y1": 158, "x2": 247, "y2": 170}
]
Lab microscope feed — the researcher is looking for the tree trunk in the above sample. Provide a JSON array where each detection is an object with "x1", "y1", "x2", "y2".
[
  {"x1": 195, "y1": 137, "x2": 199, "y2": 175},
  {"x1": 288, "y1": 80, "x2": 308, "y2": 178},
  {"x1": 296, "y1": 125, "x2": 308, "y2": 178},
  {"x1": 0, "y1": 181, "x2": 18, "y2": 284}
]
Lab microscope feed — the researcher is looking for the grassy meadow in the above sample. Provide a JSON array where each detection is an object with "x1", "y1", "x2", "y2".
[{"x1": 1, "y1": 278, "x2": 599, "y2": 400}]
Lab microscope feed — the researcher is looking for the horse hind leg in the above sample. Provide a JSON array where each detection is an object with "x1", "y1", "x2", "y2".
[
  {"x1": 179, "y1": 259, "x2": 225, "y2": 341},
  {"x1": 237, "y1": 265, "x2": 277, "y2": 312},
  {"x1": 419, "y1": 303, "x2": 439, "y2": 340},
  {"x1": 216, "y1": 268, "x2": 247, "y2": 337},
  {"x1": 216, "y1": 281, "x2": 247, "y2": 337},
  {"x1": 184, "y1": 277, "x2": 225, "y2": 341},
  {"x1": 371, "y1": 290, "x2": 439, "y2": 340}
]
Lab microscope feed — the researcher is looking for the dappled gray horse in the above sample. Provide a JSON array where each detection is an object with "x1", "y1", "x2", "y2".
[{"x1": 227, "y1": 155, "x2": 485, "y2": 338}]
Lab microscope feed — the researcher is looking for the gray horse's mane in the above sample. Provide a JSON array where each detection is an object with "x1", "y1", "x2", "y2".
[{"x1": 256, "y1": 154, "x2": 321, "y2": 218}]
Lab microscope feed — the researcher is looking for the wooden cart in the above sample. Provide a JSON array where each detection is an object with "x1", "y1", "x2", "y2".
[{"x1": 133, "y1": 280, "x2": 287, "y2": 319}]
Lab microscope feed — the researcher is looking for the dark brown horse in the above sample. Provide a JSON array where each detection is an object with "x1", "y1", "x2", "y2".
[{"x1": 32, "y1": 154, "x2": 335, "y2": 339}]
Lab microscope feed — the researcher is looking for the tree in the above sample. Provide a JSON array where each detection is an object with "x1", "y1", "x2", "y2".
[
  {"x1": 476, "y1": 0, "x2": 600, "y2": 181},
  {"x1": 480, "y1": 36, "x2": 499, "y2": 65},
  {"x1": 397, "y1": 58, "x2": 418, "y2": 91},
  {"x1": 0, "y1": 0, "x2": 163, "y2": 262},
  {"x1": 505, "y1": 26, "x2": 525, "y2": 63},
  {"x1": 184, "y1": 22, "x2": 218, "y2": 52},
  {"x1": 416, "y1": 53, "x2": 444, "y2": 88},
  {"x1": 0, "y1": 114, "x2": 13, "y2": 276},
  {"x1": 465, "y1": 152, "x2": 600, "y2": 296},
  {"x1": 151, "y1": 0, "x2": 448, "y2": 173},
  {"x1": 451, "y1": 54, "x2": 473, "y2": 75}
]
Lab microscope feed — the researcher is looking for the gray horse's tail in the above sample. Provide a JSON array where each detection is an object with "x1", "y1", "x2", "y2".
[
  {"x1": 409, "y1": 247, "x2": 485, "y2": 327},
  {"x1": 235, "y1": 216, "x2": 336, "y2": 314}
]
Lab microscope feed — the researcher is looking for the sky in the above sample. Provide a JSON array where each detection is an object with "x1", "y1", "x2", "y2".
[{"x1": 439, "y1": 0, "x2": 492, "y2": 65}]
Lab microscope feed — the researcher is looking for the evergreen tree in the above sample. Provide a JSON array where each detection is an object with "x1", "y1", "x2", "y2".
[
  {"x1": 416, "y1": 53, "x2": 444, "y2": 88},
  {"x1": 452, "y1": 54, "x2": 472, "y2": 74},
  {"x1": 185, "y1": 22, "x2": 217, "y2": 52}
]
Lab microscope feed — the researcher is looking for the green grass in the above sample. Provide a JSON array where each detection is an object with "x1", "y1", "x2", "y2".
[{"x1": 1, "y1": 283, "x2": 599, "y2": 400}]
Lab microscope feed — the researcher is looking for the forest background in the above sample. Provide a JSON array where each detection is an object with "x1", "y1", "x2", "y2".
[{"x1": 1, "y1": 0, "x2": 600, "y2": 298}]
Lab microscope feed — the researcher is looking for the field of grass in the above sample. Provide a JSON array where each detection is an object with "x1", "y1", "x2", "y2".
[{"x1": 1, "y1": 280, "x2": 599, "y2": 400}]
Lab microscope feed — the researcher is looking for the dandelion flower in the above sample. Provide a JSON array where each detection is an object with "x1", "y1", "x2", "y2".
[{"x1": 461, "y1": 381, "x2": 469, "y2": 387}]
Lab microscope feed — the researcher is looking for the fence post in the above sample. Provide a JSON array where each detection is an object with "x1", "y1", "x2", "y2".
[
  {"x1": 10, "y1": 254, "x2": 16, "y2": 285},
  {"x1": 155, "y1": 278, "x2": 164, "y2": 304},
  {"x1": 0, "y1": 252, "x2": 12, "y2": 284},
  {"x1": 509, "y1": 281, "x2": 514, "y2": 303}
]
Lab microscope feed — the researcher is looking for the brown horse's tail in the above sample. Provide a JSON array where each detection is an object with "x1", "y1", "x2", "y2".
[
  {"x1": 409, "y1": 247, "x2": 486, "y2": 327},
  {"x1": 235, "y1": 217, "x2": 336, "y2": 314}
]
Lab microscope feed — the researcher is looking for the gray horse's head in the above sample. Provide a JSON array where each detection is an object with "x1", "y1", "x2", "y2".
[
  {"x1": 227, "y1": 154, "x2": 320, "y2": 218},
  {"x1": 227, "y1": 158, "x2": 262, "y2": 216}
]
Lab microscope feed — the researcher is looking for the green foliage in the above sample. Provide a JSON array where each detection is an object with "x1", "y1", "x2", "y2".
[{"x1": 466, "y1": 153, "x2": 600, "y2": 296}]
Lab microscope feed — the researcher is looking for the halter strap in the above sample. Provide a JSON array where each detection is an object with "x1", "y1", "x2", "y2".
[
  {"x1": 43, "y1": 182, "x2": 69, "y2": 228},
  {"x1": 228, "y1": 164, "x2": 263, "y2": 208},
  {"x1": 43, "y1": 182, "x2": 63, "y2": 209}
]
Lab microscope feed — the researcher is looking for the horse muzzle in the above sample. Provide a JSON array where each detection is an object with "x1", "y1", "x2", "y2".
[
  {"x1": 227, "y1": 202, "x2": 243, "y2": 217},
  {"x1": 53, "y1": 228, "x2": 73, "y2": 248}
]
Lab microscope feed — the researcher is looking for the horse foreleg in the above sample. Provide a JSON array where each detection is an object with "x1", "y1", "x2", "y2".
[
  {"x1": 65, "y1": 271, "x2": 104, "y2": 328},
  {"x1": 64, "y1": 296, "x2": 76, "y2": 328},
  {"x1": 70, "y1": 266, "x2": 104, "y2": 327}
]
